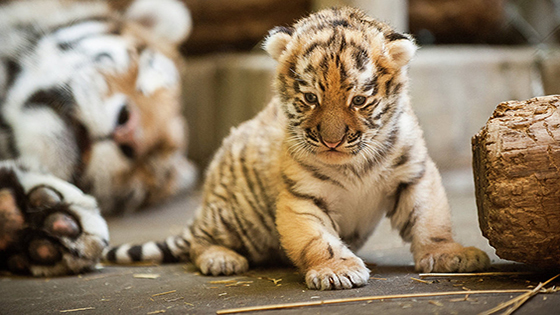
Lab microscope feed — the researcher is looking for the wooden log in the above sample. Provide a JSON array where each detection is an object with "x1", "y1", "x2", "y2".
[{"x1": 472, "y1": 95, "x2": 560, "y2": 268}]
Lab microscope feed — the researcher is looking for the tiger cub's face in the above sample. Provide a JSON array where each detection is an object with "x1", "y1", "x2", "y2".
[{"x1": 264, "y1": 7, "x2": 417, "y2": 165}]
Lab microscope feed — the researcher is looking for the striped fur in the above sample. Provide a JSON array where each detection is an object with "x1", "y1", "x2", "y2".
[
  {"x1": 0, "y1": 0, "x2": 195, "y2": 276},
  {"x1": 105, "y1": 7, "x2": 489, "y2": 290},
  {"x1": 0, "y1": 0, "x2": 196, "y2": 215}
]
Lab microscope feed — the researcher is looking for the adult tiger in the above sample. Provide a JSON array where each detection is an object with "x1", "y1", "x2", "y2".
[{"x1": 0, "y1": 0, "x2": 196, "y2": 276}]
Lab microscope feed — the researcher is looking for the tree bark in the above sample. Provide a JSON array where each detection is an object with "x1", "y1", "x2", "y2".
[{"x1": 472, "y1": 95, "x2": 560, "y2": 268}]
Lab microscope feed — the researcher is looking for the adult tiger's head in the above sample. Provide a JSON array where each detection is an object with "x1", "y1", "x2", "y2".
[
  {"x1": 0, "y1": 0, "x2": 196, "y2": 214},
  {"x1": 263, "y1": 7, "x2": 417, "y2": 165}
]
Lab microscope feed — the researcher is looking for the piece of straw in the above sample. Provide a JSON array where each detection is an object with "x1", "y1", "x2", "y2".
[
  {"x1": 151, "y1": 290, "x2": 177, "y2": 297},
  {"x1": 419, "y1": 272, "x2": 535, "y2": 278},
  {"x1": 216, "y1": 289, "x2": 530, "y2": 314},
  {"x1": 478, "y1": 274, "x2": 560, "y2": 315}
]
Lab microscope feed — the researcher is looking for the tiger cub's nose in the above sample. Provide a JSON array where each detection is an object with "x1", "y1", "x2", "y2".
[{"x1": 323, "y1": 139, "x2": 342, "y2": 149}]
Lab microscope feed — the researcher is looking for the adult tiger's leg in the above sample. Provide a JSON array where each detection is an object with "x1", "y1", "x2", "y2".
[{"x1": 0, "y1": 161, "x2": 108, "y2": 276}]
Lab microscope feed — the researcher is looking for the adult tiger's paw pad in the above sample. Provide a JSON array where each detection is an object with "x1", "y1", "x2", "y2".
[
  {"x1": 28, "y1": 186, "x2": 62, "y2": 208},
  {"x1": 44, "y1": 212, "x2": 81, "y2": 238},
  {"x1": 0, "y1": 188, "x2": 24, "y2": 250},
  {"x1": 27, "y1": 238, "x2": 62, "y2": 265}
]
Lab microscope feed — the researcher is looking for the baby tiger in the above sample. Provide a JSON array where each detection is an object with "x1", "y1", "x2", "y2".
[{"x1": 105, "y1": 7, "x2": 490, "y2": 290}]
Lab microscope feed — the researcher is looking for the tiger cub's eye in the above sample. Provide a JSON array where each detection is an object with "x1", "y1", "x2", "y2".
[
  {"x1": 304, "y1": 93, "x2": 318, "y2": 104},
  {"x1": 352, "y1": 96, "x2": 367, "y2": 107}
]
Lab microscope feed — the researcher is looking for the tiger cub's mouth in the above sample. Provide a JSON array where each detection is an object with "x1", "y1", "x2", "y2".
[
  {"x1": 316, "y1": 139, "x2": 355, "y2": 163},
  {"x1": 316, "y1": 148, "x2": 353, "y2": 164},
  {"x1": 319, "y1": 149, "x2": 348, "y2": 157}
]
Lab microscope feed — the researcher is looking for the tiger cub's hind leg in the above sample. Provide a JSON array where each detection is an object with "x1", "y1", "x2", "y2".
[
  {"x1": 0, "y1": 163, "x2": 108, "y2": 276},
  {"x1": 191, "y1": 244, "x2": 249, "y2": 276},
  {"x1": 187, "y1": 208, "x2": 249, "y2": 276}
]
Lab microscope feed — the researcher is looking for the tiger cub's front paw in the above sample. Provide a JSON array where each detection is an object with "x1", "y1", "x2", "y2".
[
  {"x1": 0, "y1": 167, "x2": 109, "y2": 276},
  {"x1": 415, "y1": 243, "x2": 490, "y2": 273},
  {"x1": 305, "y1": 255, "x2": 370, "y2": 290}
]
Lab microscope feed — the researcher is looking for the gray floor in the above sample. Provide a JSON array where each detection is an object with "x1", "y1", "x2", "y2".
[{"x1": 1, "y1": 170, "x2": 559, "y2": 315}]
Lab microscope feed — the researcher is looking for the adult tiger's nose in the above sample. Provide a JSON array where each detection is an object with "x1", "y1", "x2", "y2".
[{"x1": 113, "y1": 104, "x2": 139, "y2": 158}]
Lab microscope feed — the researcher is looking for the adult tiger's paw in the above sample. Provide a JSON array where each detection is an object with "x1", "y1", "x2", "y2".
[
  {"x1": 305, "y1": 255, "x2": 370, "y2": 290},
  {"x1": 415, "y1": 242, "x2": 490, "y2": 273},
  {"x1": 0, "y1": 164, "x2": 109, "y2": 276}
]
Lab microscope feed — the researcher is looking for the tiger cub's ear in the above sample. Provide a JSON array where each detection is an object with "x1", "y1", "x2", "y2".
[
  {"x1": 263, "y1": 26, "x2": 294, "y2": 61},
  {"x1": 385, "y1": 33, "x2": 417, "y2": 69},
  {"x1": 125, "y1": 0, "x2": 192, "y2": 45}
]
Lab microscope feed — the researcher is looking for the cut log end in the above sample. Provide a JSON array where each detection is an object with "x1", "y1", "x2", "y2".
[{"x1": 472, "y1": 95, "x2": 560, "y2": 268}]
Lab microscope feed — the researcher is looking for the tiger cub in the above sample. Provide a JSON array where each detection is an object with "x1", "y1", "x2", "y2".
[
  {"x1": 105, "y1": 7, "x2": 490, "y2": 290},
  {"x1": 0, "y1": 0, "x2": 195, "y2": 276}
]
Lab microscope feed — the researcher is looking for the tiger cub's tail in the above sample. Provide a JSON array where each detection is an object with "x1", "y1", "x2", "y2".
[{"x1": 102, "y1": 233, "x2": 191, "y2": 264}]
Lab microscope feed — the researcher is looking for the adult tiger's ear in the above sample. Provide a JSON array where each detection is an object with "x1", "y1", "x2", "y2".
[
  {"x1": 385, "y1": 33, "x2": 417, "y2": 68},
  {"x1": 125, "y1": 0, "x2": 192, "y2": 45},
  {"x1": 263, "y1": 26, "x2": 294, "y2": 61}
]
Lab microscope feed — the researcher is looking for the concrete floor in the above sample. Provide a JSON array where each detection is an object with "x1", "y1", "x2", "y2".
[{"x1": 1, "y1": 170, "x2": 559, "y2": 314}]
